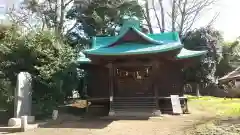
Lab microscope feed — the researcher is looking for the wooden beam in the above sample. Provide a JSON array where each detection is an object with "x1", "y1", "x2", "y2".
[
  {"x1": 152, "y1": 60, "x2": 162, "y2": 116},
  {"x1": 107, "y1": 63, "x2": 115, "y2": 116},
  {"x1": 114, "y1": 62, "x2": 152, "y2": 68}
]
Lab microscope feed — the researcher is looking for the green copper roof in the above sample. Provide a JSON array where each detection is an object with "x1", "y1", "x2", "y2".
[
  {"x1": 77, "y1": 47, "x2": 207, "y2": 64},
  {"x1": 87, "y1": 30, "x2": 182, "y2": 56},
  {"x1": 85, "y1": 42, "x2": 183, "y2": 56},
  {"x1": 77, "y1": 57, "x2": 91, "y2": 64},
  {"x1": 176, "y1": 48, "x2": 207, "y2": 59},
  {"x1": 91, "y1": 17, "x2": 180, "y2": 49},
  {"x1": 77, "y1": 17, "x2": 207, "y2": 64},
  {"x1": 77, "y1": 52, "x2": 91, "y2": 64},
  {"x1": 92, "y1": 30, "x2": 180, "y2": 48}
]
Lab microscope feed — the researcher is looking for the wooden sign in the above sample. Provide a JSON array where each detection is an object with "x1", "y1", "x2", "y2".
[{"x1": 170, "y1": 95, "x2": 183, "y2": 114}]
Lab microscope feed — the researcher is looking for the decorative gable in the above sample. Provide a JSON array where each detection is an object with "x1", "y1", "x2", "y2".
[{"x1": 106, "y1": 27, "x2": 164, "y2": 48}]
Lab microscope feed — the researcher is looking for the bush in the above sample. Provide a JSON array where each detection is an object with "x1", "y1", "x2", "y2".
[{"x1": 0, "y1": 25, "x2": 79, "y2": 117}]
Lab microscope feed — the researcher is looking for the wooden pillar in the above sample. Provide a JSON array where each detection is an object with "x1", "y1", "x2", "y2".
[
  {"x1": 152, "y1": 61, "x2": 161, "y2": 116},
  {"x1": 107, "y1": 63, "x2": 115, "y2": 116}
]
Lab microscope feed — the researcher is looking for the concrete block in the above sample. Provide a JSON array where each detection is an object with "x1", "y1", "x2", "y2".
[{"x1": 27, "y1": 116, "x2": 35, "y2": 123}]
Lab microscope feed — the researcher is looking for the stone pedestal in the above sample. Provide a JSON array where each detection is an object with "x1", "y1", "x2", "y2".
[
  {"x1": 52, "y1": 110, "x2": 58, "y2": 120},
  {"x1": 108, "y1": 110, "x2": 115, "y2": 116},
  {"x1": 21, "y1": 116, "x2": 28, "y2": 132},
  {"x1": 152, "y1": 110, "x2": 162, "y2": 116}
]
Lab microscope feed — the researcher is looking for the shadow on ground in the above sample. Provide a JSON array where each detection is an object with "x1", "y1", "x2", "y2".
[
  {"x1": 39, "y1": 116, "x2": 152, "y2": 129},
  {"x1": 38, "y1": 105, "x2": 153, "y2": 129},
  {"x1": 40, "y1": 119, "x2": 112, "y2": 129}
]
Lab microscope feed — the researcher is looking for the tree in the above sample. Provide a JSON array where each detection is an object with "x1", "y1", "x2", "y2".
[
  {"x1": 11, "y1": 0, "x2": 143, "y2": 49},
  {"x1": 216, "y1": 41, "x2": 240, "y2": 77},
  {"x1": 183, "y1": 27, "x2": 223, "y2": 85},
  {"x1": 65, "y1": 0, "x2": 144, "y2": 48},
  {"x1": 9, "y1": 0, "x2": 75, "y2": 38}
]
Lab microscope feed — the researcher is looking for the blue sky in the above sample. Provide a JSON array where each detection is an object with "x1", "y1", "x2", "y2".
[{"x1": 0, "y1": 0, "x2": 239, "y2": 41}]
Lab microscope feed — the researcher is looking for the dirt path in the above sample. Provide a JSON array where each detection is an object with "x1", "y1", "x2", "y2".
[{"x1": 4, "y1": 111, "x2": 215, "y2": 135}]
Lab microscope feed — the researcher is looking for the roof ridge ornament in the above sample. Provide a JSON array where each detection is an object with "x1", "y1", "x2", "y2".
[{"x1": 119, "y1": 16, "x2": 141, "y2": 34}]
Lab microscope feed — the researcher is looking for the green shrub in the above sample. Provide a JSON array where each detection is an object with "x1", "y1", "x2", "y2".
[{"x1": 0, "y1": 25, "x2": 79, "y2": 117}]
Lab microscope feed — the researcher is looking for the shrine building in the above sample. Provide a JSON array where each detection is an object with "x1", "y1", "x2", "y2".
[{"x1": 77, "y1": 17, "x2": 207, "y2": 116}]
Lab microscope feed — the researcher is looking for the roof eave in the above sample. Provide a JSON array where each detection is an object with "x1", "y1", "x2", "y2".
[
  {"x1": 84, "y1": 44, "x2": 183, "y2": 56},
  {"x1": 176, "y1": 49, "x2": 207, "y2": 60}
]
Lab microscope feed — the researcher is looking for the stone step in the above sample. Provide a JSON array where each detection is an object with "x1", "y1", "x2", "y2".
[
  {"x1": 0, "y1": 123, "x2": 39, "y2": 133},
  {"x1": 113, "y1": 106, "x2": 155, "y2": 108},
  {"x1": 113, "y1": 101, "x2": 155, "y2": 104},
  {"x1": 114, "y1": 111, "x2": 154, "y2": 117}
]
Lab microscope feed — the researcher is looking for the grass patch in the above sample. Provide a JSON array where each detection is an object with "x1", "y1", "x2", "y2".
[
  {"x1": 186, "y1": 96, "x2": 240, "y2": 135},
  {"x1": 188, "y1": 95, "x2": 240, "y2": 116}
]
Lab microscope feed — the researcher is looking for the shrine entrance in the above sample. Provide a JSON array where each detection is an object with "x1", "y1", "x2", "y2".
[{"x1": 115, "y1": 65, "x2": 154, "y2": 97}]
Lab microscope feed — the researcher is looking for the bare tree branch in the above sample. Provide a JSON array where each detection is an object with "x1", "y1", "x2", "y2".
[
  {"x1": 171, "y1": 0, "x2": 217, "y2": 35},
  {"x1": 64, "y1": 0, "x2": 74, "y2": 8},
  {"x1": 8, "y1": 6, "x2": 37, "y2": 30},
  {"x1": 58, "y1": 0, "x2": 65, "y2": 37},
  {"x1": 47, "y1": 0, "x2": 53, "y2": 11},
  {"x1": 152, "y1": 0, "x2": 162, "y2": 33},
  {"x1": 144, "y1": 0, "x2": 153, "y2": 33},
  {"x1": 183, "y1": 10, "x2": 200, "y2": 34},
  {"x1": 66, "y1": 22, "x2": 78, "y2": 35},
  {"x1": 171, "y1": 0, "x2": 177, "y2": 32},
  {"x1": 206, "y1": 12, "x2": 220, "y2": 28},
  {"x1": 178, "y1": 0, "x2": 188, "y2": 36},
  {"x1": 158, "y1": 0, "x2": 165, "y2": 32}
]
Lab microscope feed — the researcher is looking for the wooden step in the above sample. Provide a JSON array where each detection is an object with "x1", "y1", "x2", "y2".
[{"x1": 112, "y1": 97, "x2": 157, "y2": 115}]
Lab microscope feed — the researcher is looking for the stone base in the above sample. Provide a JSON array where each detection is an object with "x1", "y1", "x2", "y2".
[
  {"x1": 8, "y1": 116, "x2": 35, "y2": 127},
  {"x1": 108, "y1": 110, "x2": 115, "y2": 116},
  {"x1": 152, "y1": 110, "x2": 162, "y2": 116},
  {"x1": 8, "y1": 118, "x2": 21, "y2": 127}
]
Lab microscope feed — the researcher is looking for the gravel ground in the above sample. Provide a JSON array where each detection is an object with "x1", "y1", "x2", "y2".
[
  {"x1": 186, "y1": 117, "x2": 240, "y2": 135},
  {"x1": 3, "y1": 111, "x2": 215, "y2": 135}
]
